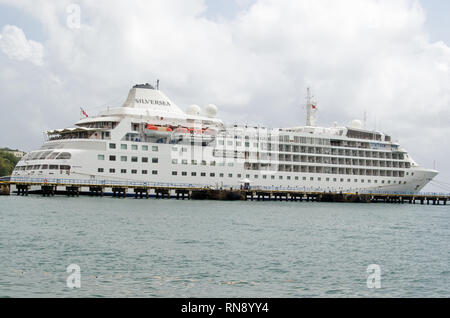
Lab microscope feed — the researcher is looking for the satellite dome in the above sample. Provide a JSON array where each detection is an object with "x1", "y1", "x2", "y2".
[
  {"x1": 351, "y1": 119, "x2": 362, "y2": 129},
  {"x1": 205, "y1": 104, "x2": 218, "y2": 118},
  {"x1": 186, "y1": 104, "x2": 201, "y2": 116}
]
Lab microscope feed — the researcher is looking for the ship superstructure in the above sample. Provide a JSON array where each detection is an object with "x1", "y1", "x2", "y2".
[{"x1": 12, "y1": 83, "x2": 438, "y2": 193}]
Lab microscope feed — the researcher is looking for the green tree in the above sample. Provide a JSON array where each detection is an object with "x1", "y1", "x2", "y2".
[{"x1": 0, "y1": 151, "x2": 20, "y2": 176}]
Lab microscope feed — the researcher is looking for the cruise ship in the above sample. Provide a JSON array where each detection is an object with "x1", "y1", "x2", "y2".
[{"x1": 11, "y1": 83, "x2": 438, "y2": 193}]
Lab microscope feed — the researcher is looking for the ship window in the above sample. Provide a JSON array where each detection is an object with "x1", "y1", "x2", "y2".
[
  {"x1": 39, "y1": 151, "x2": 52, "y2": 159},
  {"x1": 227, "y1": 141, "x2": 233, "y2": 146},
  {"x1": 172, "y1": 171, "x2": 177, "y2": 176},
  {"x1": 182, "y1": 160, "x2": 187, "y2": 165},
  {"x1": 98, "y1": 168, "x2": 104, "y2": 173},
  {"x1": 354, "y1": 179, "x2": 358, "y2": 182},
  {"x1": 295, "y1": 176, "x2": 298, "y2": 180},
  {"x1": 33, "y1": 165, "x2": 41, "y2": 170},
  {"x1": 98, "y1": 155, "x2": 105, "y2": 161},
  {"x1": 201, "y1": 172, "x2": 206, "y2": 177},
  {"x1": 201, "y1": 161, "x2": 207, "y2": 166},
  {"x1": 152, "y1": 170, "x2": 158, "y2": 175},
  {"x1": 121, "y1": 156, "x2": 127, "y2": 162},
  {"x1": 310, "y1": 177, "x2": 314, "y2": 181},
  {"x1": 121, "y1": 144, "x2": 127, "y2": 150},
  {"x1": 49, "y1": 165, "x2": 59, "y2": 170},
  {"x1": 142, "y1": 157, "x2": 148, "y2": 163},
  {"x1": 256, "y1": 175, "x2": 260, "y2": 179},
  {"x1": 210, "y1": 173, "x2": 215, "y2": 177},
  {"x1": 220, "y1": 173, "x2": 224, "y2": 178},
  {"x1": 41, "y1": 165, "x2": 48, "y2": 170},
  {"x1": 210, "y1": 161, "x2": 216, "y2": 166},
  {"x1": 110, "y1": 168, "x2": 115, "y2": 173},
  {"x1": 228, "y1": 174, "x2": 233, "y2": 178},
  {"x1": 152, "y1": 158, "x2": 158, "y2": 163},
  {"x1": 271, "y1": 176, "x2": 275, "y2": 180},
  {"x1": 109, "y1": 155, "x2": 116, "y2": 161},
  {"x1": 191, "y1": 172, "x2": 197, "y2": 176},
  {"x1": 131, "y1": 170, "x2": 137, "y2": 174},
  {"x1": 142, "y1": 145, "x2": 148, "y2": 151},
  {"x1": 361, "y1": 179, "x2": 364, "y2": 183},
  {"x1": 131, "y1": 157, "x2": 138, "y2": 162},
  {"x1": 60, "y1": 165, "x2": 70, "y2": 170},
  {"x1": 318, "y1": 177, "x2": 321, "y2": 181},
  {"x1": 56, "y1": 152, "x2": 71, "y2": 160},
  {"x1": 172, "y1": 159, "x2": 178, "y2": 164},
  {"x1": 121, "y1": 169, "x2": 127, "y2": 174},
  {"x1": 131, "y1": 145, "x2": 138, "y2": 151},
  {"x1": 26, "y1": 166, "x2": 33, "y2": 170},
  {"x1": 109, "y1": 143, "x2": 116, "y2": 149},
  {"x1": 48, "y1": 152, "x2": 60, "y2": 159},
  {"x1": 263, "y1": 175, "x2": 267, "y2": 179},
  {"x1": 182, "y1": 172, "x2": 187, "y2": 176},
  {"x1": 152, "y1": 146, "x2": 159, "y2": 152},
  {"x1": 228, "y1": 162, "x2": 234, "y2": 167},
  {"x1": 303, "y1": 177, "x2": 306, "y2": 181},
  {"x1": 142, "y1": 170, "x2": 148, "y2": 175},
  {"x1": 279, "y1": 176, "x2": 283, "y2": 180},
  {"x1": 191, "y1": 160, "x2": 197, "y2": 165}
]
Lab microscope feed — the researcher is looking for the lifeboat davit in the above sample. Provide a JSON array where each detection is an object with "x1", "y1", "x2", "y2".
[{"x1": 144, "y1": 124, "x2": 173, "y2": 136}]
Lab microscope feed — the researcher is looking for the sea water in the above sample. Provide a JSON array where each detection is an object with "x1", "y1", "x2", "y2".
[{"x1": 0, "y1": 195, "x2": 448, "y2": 297}]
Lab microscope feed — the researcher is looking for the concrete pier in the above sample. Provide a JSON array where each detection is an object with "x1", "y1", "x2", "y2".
[{"x1": 4, "y1": 180, "x2": 449, "y2": 205}]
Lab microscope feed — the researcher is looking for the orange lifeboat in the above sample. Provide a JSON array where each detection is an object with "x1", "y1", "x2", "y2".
[{"x1": 144, "y1": 124, "x2": 172, "y2": 136}]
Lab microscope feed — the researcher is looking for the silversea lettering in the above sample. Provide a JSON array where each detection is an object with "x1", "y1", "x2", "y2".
[{"x1": 135, "y1": 98, "x2": 171, "y2": 106}]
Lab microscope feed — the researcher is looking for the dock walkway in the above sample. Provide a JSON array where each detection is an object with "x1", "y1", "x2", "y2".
[{"x1": 1, "y1": 177, "x2": 449, "y2": 205}]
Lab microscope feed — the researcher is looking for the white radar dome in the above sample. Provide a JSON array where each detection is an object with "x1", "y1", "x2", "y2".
[
  {"x1": 186, "y1": 104, "x2": 201, "y2": 116},
  {"x1": 205, "y1": 104, "x2": 218, "y2": 118},
  {"x1": 351, "y1": 119, "x2": 362, "y2": 129}
]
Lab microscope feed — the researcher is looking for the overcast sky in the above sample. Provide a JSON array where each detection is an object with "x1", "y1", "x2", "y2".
[{"x1": 0, "y1": 0, "x2": 448, "y2": 192}]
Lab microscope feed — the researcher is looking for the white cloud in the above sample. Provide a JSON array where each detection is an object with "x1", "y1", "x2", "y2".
[
  {"x1": 0, "y1": 0, "x2": 449, "y2": 190},
  {"x1": 0, "y1": 24, "x2": 44, "y2": 65}
]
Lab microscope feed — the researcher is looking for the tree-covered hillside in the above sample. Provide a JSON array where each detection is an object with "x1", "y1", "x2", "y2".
[{"x1": 0, "y1": 151, "x2": 20, "y2": 176}]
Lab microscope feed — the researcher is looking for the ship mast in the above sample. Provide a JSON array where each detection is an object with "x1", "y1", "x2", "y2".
[{"x1": 305, "y1": 87, "x2": 317, "y2": 126}]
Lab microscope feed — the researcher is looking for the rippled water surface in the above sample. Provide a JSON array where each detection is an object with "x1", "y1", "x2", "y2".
[{"x1": 0, "y1": 195, "x2": 449, "y2": 297}]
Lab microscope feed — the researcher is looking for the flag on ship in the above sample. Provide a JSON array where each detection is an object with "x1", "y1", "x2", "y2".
[{"x1": 80, "y1": 107, "x2": 89, "y2": 118}]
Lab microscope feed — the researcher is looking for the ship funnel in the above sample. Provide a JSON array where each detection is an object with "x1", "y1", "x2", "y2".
[{"x1": 122, "y1": 84, "x2": 185, "y2": 114}]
